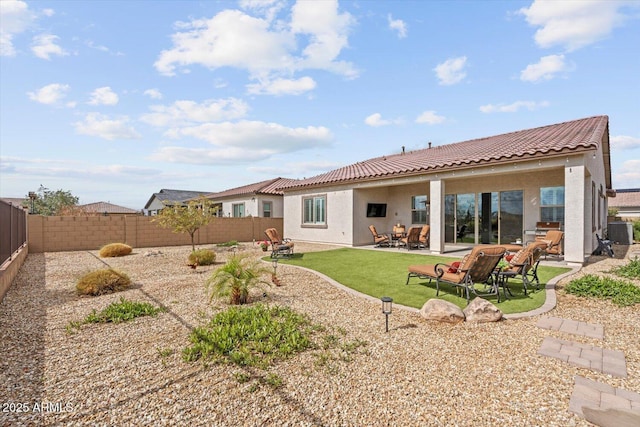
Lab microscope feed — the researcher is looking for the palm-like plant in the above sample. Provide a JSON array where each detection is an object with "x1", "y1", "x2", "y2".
[{"x1": 206, "y1": 255, "x2": 270, "y2": 305}]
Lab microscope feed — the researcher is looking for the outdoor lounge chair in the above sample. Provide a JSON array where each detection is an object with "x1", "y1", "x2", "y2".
[
  {"x1": 398, "y1": 226, "x2": 422, "y2": 250},
  {"x1": 538, "y1": 230, "x2": 564, "y2": 259},
  {"x1": 419, "y1": 225, "x2": 430, "y2": 248},
  {"x1": 502, "y1": 241, "x2": 546, "y2": 295},
  {"x1": 264, "y1": 228, "x2": 295, "y2": 258},
  {"x1": 406, "y1": 245, "x2": 507, "y2": 304},
  {"x1": 391, "y1": 224, "x2": 406, "y2": 245},
  {"x1": 369, "y1": 225, "x2": 391, "y2": 247}
]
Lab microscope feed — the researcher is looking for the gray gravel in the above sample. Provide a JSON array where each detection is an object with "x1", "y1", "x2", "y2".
[{"x1": 1, "y1": 242, "x2": 638, "y2": 426}]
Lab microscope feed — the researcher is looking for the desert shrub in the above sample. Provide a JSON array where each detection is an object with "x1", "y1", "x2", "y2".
[
  {"x1": 565, "y1": 274, "x2": 640, "y2": 307},
  {"x1": 609, "y1": 257, "x2": 640, "y2": 279},
  {"x1": 183, "y1": 304, "x2": 315, "y2": 367},
  {"x1": 67, "y1": 297, "x2": 165, "y2": 332},
  {"x1": 188, "y1": 249, "x2": 216, "y2": 266},
  {"x1": 633, "y1": 220, "x2": 640, "y2": 242},
  {"x1": 217, "y1": 240, "x2": 239, "y2": 247},
  {"x1": 99, "y1": 243, "x2": 132, "y2": 257},
  {"x1": 76, "y1": 268, "x2": 132, "y2": 296},
  {"x1": 206, "y1": 255, "x2": 270, "y2": 305}
]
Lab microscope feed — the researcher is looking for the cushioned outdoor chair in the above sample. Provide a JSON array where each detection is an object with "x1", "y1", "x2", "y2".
[
  {"x1": 369, "y1": 225, "x2": 390, "y2": 247},
  {"x1": 406, "y1": 245, "x2": 507, "y2": 304},
  {"x1": 419, "y1": 225, "x2": 430, "y2": 248},
  {"x1": 502, "y1": 241, "x2": 546, "y2": 295},
  {"x1": 391, "y1": 224, "x2": 406, "y2": 245},
  {"x1": 398, "y1": 226, "x2": 422, "y2": 250},
  {"x1": 539, "y1": 230, "x2": 564, "y2": 259},
  {"x1": 264, "y1": 228, "x2": 295, "y2": 258}
]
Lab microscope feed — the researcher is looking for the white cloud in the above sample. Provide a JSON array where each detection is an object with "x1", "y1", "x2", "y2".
[
  {"x1": 0, "y1": 0, "x2": 34, "y2": 56},
  {"x1": 143, "y1": 88, "x2": 163, "y2": 100},
  {"x1": 140, "y1": 98, "x2": 249, "y2": 127},
  {"x1": 88, "y1": 87, "x2": 119, "y2": 106},
  {"x1": 74, "y1": 113, "x2": 141, "y2": 140},
  {"x1": 614, "y1": 159, "x2": 640, "y2": 188},
  {"x1": 152, "y1": 120, "x2": 333, "y2": 164},
  {"x1": 388, "y1": 14, "x2": 407, "y2": 38},
  {"x1": 415, "y1": 111, "x2": 445, "y2": 125},
  {"x1": 246, "y1": 76, "x2": 316, "y2": 95},
  {"x1": 611, "y1": 135, "x2": 640, "y2": 150},
  {"x1": 27, "y1": 83, "x2": 70, "y2": 105},
  {"x1": 520, "y1": 54, "x2": 572, "y2": 82},
  {"x1": 479, "y1": 100, "x2": 550, "y2": 113},
  {"x1": 433, "y1": 56, "x2": 467, "y2": 86},
  {"x1": 154, "y1": 1, "x2": 357, "y2": 91},
  {"x1": 364, "y1": 113, "x2": 405, "y2": 127},
  {"x1": 518, "y1": 0, "x2": 636, "y2": 51},
  {"x1": 31, "y1": 33, "x2": 67, "y2": 60}
]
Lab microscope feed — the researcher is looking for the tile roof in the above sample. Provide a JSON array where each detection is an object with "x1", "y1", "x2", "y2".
[
  {"x1": 203, "y1": 177, "x2": 297, "y2": 200},
  {"x1": 280, "y1": 115, "x2": 609, "y2": 190},
  {"x1": 144, "y1": 189, "x2": 211, "y2": 209},
  {"x1": 79, "y1": 202, "x2": 139, "y2": 214},
  {"x1": 609, "y1": 189, "x2": 640, "y2": 208}
]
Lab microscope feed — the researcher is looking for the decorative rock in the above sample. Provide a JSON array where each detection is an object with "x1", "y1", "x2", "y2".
[
  {"x1": 582, "y1": 407, "x2": 640, "y2": 427},
  {"x1": 463, "y1": 298, "x2": 503, "y2": 323},
  {"x1": 420, "y1": 299, "x2": 465, "y2": 323}
]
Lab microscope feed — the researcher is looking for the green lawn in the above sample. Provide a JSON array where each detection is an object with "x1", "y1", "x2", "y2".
[{"x1": 274, "y1": 248, "x2": 571, "y2": 314}]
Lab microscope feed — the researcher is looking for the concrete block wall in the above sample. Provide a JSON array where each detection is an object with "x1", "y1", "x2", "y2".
[
  {"x1": 27, "y1": 215, "x2": 283, "y2": 253},
  {"x1": 0, "y1": 244, "x2": 28, "y2": 302}
]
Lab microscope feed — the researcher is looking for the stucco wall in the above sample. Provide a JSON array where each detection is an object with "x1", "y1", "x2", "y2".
[{"x1": 219, "y1": 196, "x2": 283, "y2": 218}]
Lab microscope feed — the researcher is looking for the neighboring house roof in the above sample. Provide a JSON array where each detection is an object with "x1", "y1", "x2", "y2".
[
  {"x1": 144, "y1": 189, "x2": 210, "y2": 209},
  {"x1": 609, "y1": 189, "x2": 640, "y2": 208},
  {"x1": 79, "y1": 202, "x2": 139, "y2": 214},
  {"x1": 280, "y1": 115, "x2": 610, "y2": 191},
  {"x1": 0, "y1": 197, "x2": 27, "y2": 207},
  {"x1": 203, "y1": 177, "x2": 297, "y2": 200}
]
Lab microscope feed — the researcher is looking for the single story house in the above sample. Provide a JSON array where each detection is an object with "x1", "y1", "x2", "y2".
[
  {"x1": 279, "y1": 115, "x2": 613, "y2": 265},
  {"x1": 608, "y1": 188, "x2": 640, "y2": 220},
  {"x1": 76, "y1": 201, "x2": 140, "y2": 216},
  {"x1": 201, "y1": 177, "x2": 296, "y2": 218},
  {"x1": 144, "y1": 189, "x2": 211, "y2": 216}
]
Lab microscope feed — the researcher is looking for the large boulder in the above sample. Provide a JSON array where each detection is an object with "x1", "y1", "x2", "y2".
[
  {"x1": 420, "y1": 299, "x2": 465, "y2": 323},
  {"x1": 463, "y1": 298, "x2": 502, "y2": 323}
]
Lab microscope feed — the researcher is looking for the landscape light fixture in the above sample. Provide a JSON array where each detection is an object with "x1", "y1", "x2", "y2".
[
  {"x1": 381, "y1": 296, "x2": 393, "y2": 332},
  {"x1": 272, "y1": 258, "x2": 278, "y2": 276}
]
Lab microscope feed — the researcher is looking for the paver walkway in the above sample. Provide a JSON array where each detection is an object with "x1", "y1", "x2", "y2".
[
  {"x1": 538, "y1": 336, "x2": 627, "y2": 377},
  {"x1": 535, "y1": 316, "x2": 640, "y2": 426},
  {"x1": 569, "y1": 376, "x2": 640, "y2": 424},
  {"x1": 536, "y1": 316, "x2": 604, "y2": 339}
]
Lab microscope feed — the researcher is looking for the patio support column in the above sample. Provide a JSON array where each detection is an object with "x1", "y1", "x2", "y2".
[
  {"x1": 430, "y1": 179, "x2": 445, "y2": 254},
  {"x1": 564, "y1": 162, "x2": 586, "y2": 264}
]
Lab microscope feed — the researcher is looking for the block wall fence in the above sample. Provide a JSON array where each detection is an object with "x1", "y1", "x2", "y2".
[{"x1": 27, "y1": 215, "x2": 284, "y2": 253}]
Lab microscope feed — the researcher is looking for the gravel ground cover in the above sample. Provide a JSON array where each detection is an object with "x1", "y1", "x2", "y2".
[{"x1": 1, "y1": 242, "x2": 638, "y2": 426}]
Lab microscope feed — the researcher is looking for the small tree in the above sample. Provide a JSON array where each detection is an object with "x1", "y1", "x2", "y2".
[
  {"x1": 24, "y1": 185, "x2": 79, "y2": 216},
  {"x1": 152, "y1": 197, "x2": 217, "y2": 251}
]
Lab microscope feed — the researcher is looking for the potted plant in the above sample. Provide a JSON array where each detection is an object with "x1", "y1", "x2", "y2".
[{"x1": 259, "y1": 241, "x2": 269, "y2": 251}]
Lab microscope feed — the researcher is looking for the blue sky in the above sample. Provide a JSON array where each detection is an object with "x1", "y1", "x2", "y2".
[{"x1": 1, "y1": 0, "x2": 639, "y2": 210}]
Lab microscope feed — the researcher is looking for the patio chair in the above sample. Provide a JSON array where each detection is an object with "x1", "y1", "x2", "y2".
[
  {"x1": 406, "y1": 245, "x2": 507, "y2": 304},
  {"x1": 593, "y1": 234, "x2": 614, "y2": 257},
  {"x1": 369, "y1": 225, "x2": 391, "y2": 247},
  {"x1": 398, "y1": 226, "x2": 422, "y2": 250},
  {"x1": 502, "y1": 241, "x2": 546, "y2": 295},
  {"x1": 539, "y1": 230, "x2": 564, "y2": 259},
  {"x1": 264, "y1": 228, "x2": 295, "y2": 258},
  {"x1": 418, "y1": 225, "x2": 430, "y2": 248}
]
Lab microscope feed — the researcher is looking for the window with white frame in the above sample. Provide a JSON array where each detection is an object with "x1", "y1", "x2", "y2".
[
  {"x1": 540, "y1": 186, "x2": 564, "y2": 224},
  {"x1": 302, "y1": 195, "x2": 326, "y2": 226},
  {"x1": 232, "y1": 203, "x2": 245, "y2": 218},
  {"x1": 263, "y1": 201, "x2": 272, "y2": 218},
  {"x1": 411, "y1": 195, "x2": 428, "y2": 224}
]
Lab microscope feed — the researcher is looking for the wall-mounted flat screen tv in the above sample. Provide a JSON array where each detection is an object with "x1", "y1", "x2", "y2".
[{"x1": 366, "y1": 203, "x2": 387, "y2": 217}]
